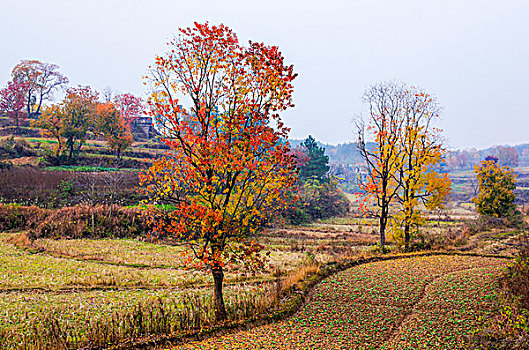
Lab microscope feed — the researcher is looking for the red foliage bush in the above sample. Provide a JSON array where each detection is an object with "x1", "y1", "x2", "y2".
[
  {"x1": 28, "y1": 205, "x2": 150, "y2": 239},
  {"x1": 0, "y1": 203, "x2": 150, "y2": 239},
  {"x1": 0, "y1": 204, "x2": 50, "y2": 231}
]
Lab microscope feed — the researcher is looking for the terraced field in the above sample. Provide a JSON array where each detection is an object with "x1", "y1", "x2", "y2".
[
  {"x1": 0, "y1": 228, "x2": 510, "y2": 349},
  {"x1": 175, "y1": 255, "x2": 506, "y2": 350},
  {"x1": 0, "y1": 230, "x2": 337, "y2": 348}
]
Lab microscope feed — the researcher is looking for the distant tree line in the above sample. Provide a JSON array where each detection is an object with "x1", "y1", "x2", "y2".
[
  {"x1": 445, "y1": 145, "x2": 521, "y2": 170},
  {"x1": 290, "y1": 140, "x2": 525, "y2": 195}
]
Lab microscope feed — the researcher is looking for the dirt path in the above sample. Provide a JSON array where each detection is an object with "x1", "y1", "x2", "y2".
[{"x1": 172, "y1": 255, "x2": 506, "y2": 349}]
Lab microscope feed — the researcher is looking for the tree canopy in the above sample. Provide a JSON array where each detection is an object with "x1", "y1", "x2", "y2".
[
  {"x1": 472, "y1": 159, "x2": 517, "y2": 218},
  {"x1": 298, "y1": 135, "x2": 330, "y2": 182},
  {"x1": 11, "y1": 60, "x2": 68, "y2": 117},
  {"x1": 139, "y1": 22, "x2": 297, "y2": 321},
  {"x1": 0, "y1": 79, "x2": 27, "y2": 133}
]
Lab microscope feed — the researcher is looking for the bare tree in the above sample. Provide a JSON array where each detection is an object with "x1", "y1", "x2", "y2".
[
  {"x1": 357, "y1": 82, "x2": 450, "y2": 250},
  {"x1": 356, "y1": 82, "x2": 406, "y2": 248},
  {"x1": 75, "y1": 171, "x2": 103, "y2": 235},
  {"x1": 100, "y1": 167, "x2": 136, "y2": 217},
  {"x1": 102, "y1": 87, "x2": 114, "y2": 102}
]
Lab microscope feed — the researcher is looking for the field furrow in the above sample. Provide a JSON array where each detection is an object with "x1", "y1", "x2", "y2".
[{"x1": 175, "y1": 255, "x2": 506, "y2": 350}]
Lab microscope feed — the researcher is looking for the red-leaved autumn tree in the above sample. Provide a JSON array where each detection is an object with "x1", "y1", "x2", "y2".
[
  {"x1": 0, "y1": 79, "x2": 28, "y2": 133},
  {"x1": 11, "y1": 60, "x2": 68, "y2": 117},
  {"x1": 113, "y1": 93, "x2": 144, "y2": 125},
  {"x1": 139, "y1": 22, "x2": 297, "y2": 321}
]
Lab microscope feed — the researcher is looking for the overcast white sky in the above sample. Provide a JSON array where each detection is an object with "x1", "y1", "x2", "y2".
[{"x1": 1, "y1": 0, "x2": 528, "y2": 150}]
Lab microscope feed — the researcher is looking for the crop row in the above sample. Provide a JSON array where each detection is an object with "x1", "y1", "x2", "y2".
[
  {"x1": 0, "y1": 233, "x2": 311, "y2": 290},
  {"x1": 176, "y1": 255, "x2": 506, "y2": 349}
]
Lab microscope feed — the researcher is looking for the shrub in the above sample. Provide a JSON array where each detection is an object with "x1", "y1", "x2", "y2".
[
  {"x1": 502, "y1": 234, "x2": 529, "y2": 310},
  {"x1": 472, "y1": 159, "x2": 517, "y2": 219},
  {"x1": 0, "y1": 204, "x2": 50, "y2": 231},
  {"x1": 472, "y1": 234, "x2": 529, "y2": 349},
  {"x1": 0, "y1": 135, "x2": 37, "y2": 159},
  {"x1": 287, "y1": 179, "x2": 350, "y2": 224},
  {"x1": 28, "y1": 204, "x2": 150, "y2": 239}
]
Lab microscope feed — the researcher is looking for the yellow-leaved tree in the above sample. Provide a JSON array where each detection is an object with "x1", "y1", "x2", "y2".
[
  {"x1": 391, "y1": 87, "x2": 451, "y2": 250},
  {"x1": 357, "y1": 82, "x2": 451, "y2": 250},
  {"x1": 472, "y1": 159, "x2": 517, "y2": 218}
]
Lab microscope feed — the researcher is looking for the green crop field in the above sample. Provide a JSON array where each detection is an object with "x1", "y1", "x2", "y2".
[{"x1": 175, "y1": 255, "x2": 507, "y2": 350}]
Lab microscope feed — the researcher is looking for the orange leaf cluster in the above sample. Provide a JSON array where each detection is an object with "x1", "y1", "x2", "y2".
[{"x1": 139, "y1": 22, "x2": 298, "y2": 272}]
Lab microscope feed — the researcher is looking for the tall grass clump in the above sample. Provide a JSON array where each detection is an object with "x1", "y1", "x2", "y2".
[
  {"x1": 28, "y1": 204, "x2": 149, "y2": 239},
  {"x1": 1, "y1": 286, "x2": 275, "y2": 350},
  {"x1": 0, "y1": 204, "x2": 50, "y2": 231},
  {"x1": 0, "y1": 203, "x2": 149, "y2": 239}
]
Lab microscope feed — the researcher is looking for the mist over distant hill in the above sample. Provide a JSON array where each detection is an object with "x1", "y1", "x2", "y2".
[
  {"x1": 290, "y1": 138, "x2": 529, "y2": 170},
  {"x1": 289, "y1": 139, "x2": 372, "y2": 165}
]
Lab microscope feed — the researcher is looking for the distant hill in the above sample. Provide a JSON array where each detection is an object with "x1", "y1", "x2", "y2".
[
  {"x1": 289, "y1": 139, "x2": 373, "y2": 165},
  {"x1": 291, "y1": 137, "x2": 529, "y2": 170}
]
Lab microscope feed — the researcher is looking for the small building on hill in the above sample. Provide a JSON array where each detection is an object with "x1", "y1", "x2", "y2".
[{"x1": 131, "y1": 116, "x2": 158, "y2": 140}]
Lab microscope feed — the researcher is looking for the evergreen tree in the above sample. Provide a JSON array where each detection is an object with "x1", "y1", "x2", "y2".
[
  {"x1": 288, "y1": 135, "x2": 349, "y2": 224},
  {"x1": 298, "y1": 135, "x2": 330, "y2": 182}
]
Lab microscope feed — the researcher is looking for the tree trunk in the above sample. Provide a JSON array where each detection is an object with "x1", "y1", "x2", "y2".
[
  {"x1": 26, "y1": 93, "x2": 32, "y2": 119},
  {"x1": 404, "y1": 205, "x2": 413, "y2": 251},
  {"x1": 36, "y1": 95, "x2": 43, "y2": 115},
  {"x1": 379, "y1": 192, "x2": 388, "y2": 248},
  {"x1": 404, "y1": 223, "x2": 410, "y2": 251},
  {"x1": 15, "y1": 112, "x2": 20, "y2": 134},
  {"x1": 55, "y1": 137, "x2": 62, "y2": 159},
  {"x1": 91, "y1": 204, "x2": 95, "y2": 235},
  {"x1": 66, "y1": 138, "x2": 74, "y2": 161},
  {"x1": 379, "y1": 214, "x2": 386, "y2": 247},
  {"x1": 212, "y1": 267, "x2": 226, "y2": 322}
]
